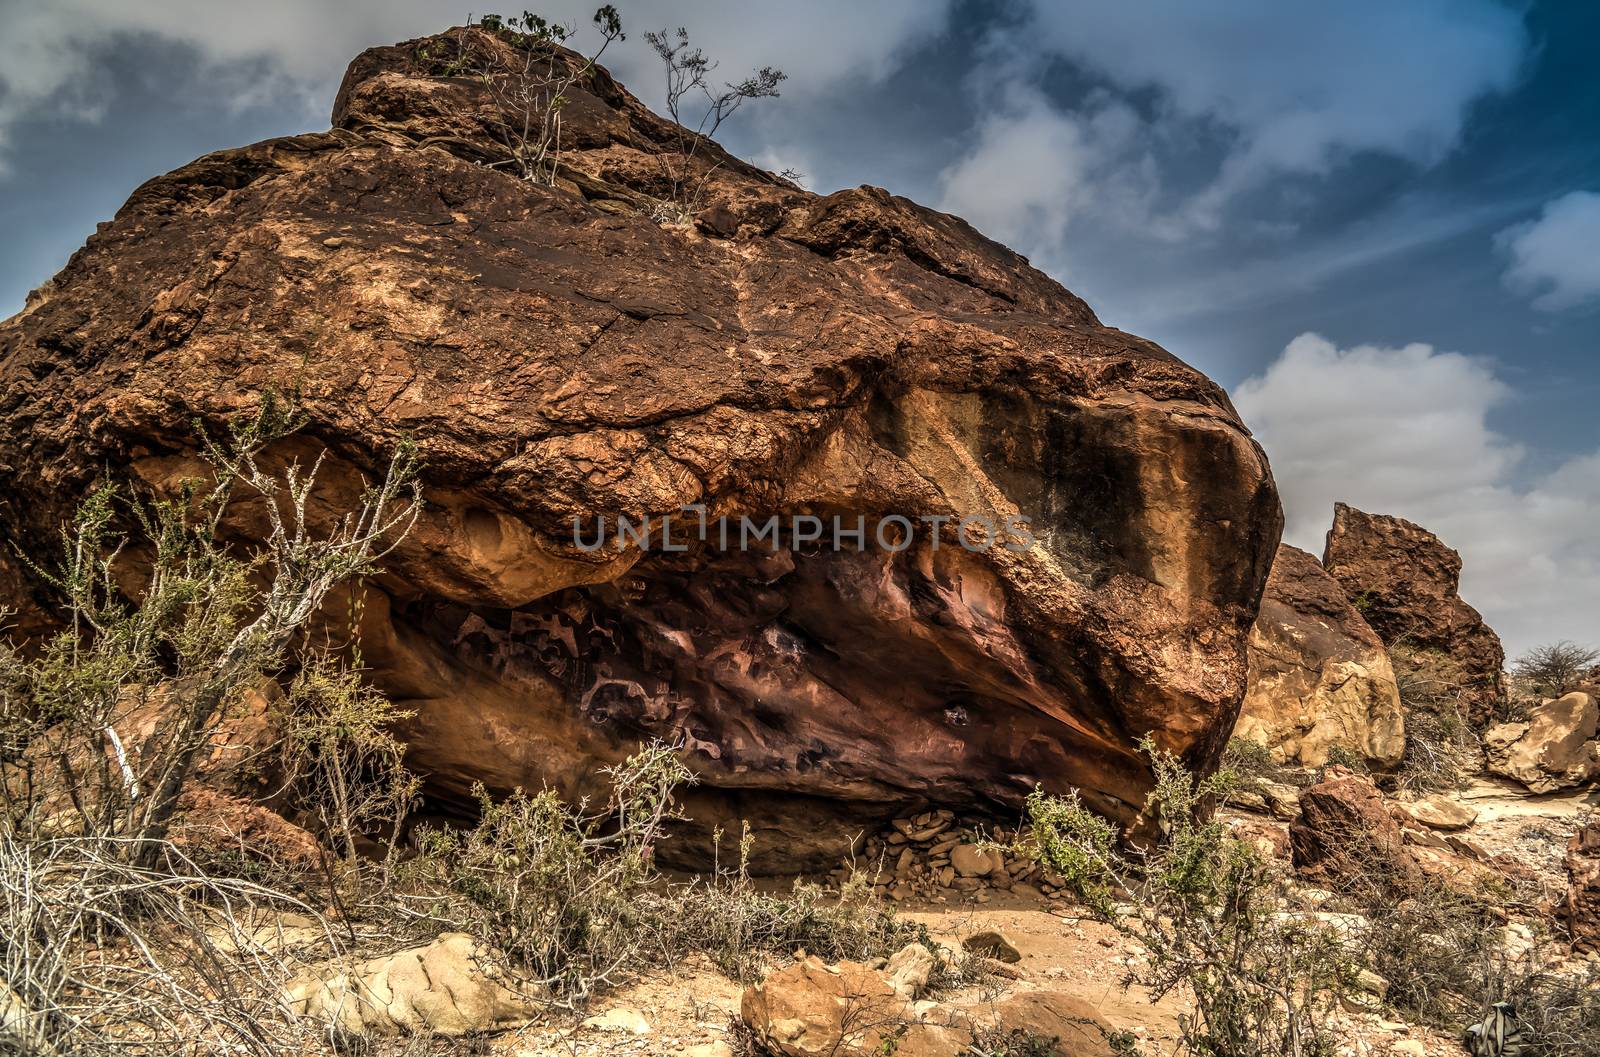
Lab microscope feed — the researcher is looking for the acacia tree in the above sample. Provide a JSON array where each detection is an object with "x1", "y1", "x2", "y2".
[{"x1": 1513, "y1": 640, "x2": 1598, "y2": 697}]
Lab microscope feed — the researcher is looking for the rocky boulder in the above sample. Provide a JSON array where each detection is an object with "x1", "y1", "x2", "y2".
[
  {"x1": 740, "y1": 954, "x2": 965, "y2": 1057},
  {"x1": 1321, "y1": 504, "x2": 1504, "y2": 723},
  {"x1": 1289, "y1": 767, "x2": 1420, "y2": 890},
  {"x1": 1397, "y1": 794, "x2": 1477, "y2": 832},
  {"x1": 0, "y1": 27, "x2": 1281, "y2": 866},
  {"x1": 1483, "y1": 692, "x2": 1600, "y2": 793},
  {"x1": 1564, "y1": 819, "x2": 1600, "y2": 953},
  {"x1": 283, "y1": 933, "x2": 536, "y2": 1036},
  {"x1": 1236, "y1": 544, "x2": 1404, "y2": 769}
]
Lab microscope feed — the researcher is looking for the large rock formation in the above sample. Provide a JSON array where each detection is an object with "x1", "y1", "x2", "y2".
[
  {"x1": 1321, "y1": 503, "x2": 1504, "y2": 724},
  {"x1": 0, "y1": 27, "x2": 1281, "y2": 866},
  {"x1": 1236, "y1": 544, "x2": 1404, "y2": 768}
]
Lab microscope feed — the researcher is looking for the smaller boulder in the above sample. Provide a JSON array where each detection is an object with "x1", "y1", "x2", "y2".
[
  {"x1": 949, "y1": 844, "x2": 996, "y2": 878},
  {"x1": 884, "y1": 943, "x2": 939, "y2": 998},
  {"x1": 1564, "y1": 819, "x2": 1600, "y2": 953},
  {"x1": 964, "y1": 991, "x2": 1121, "y2": 1057},
  {"x1": 1399, "y1": 794, "x2": 1478, "y2": 832},
  {"x1": 173, "y1": 786, "x2": 323, "y2": 869},
  {"x1": 961, "y1": 930, "x2": 1022, "y2": 964},
  {"x1": 284, "y1": 933, "x2": 535, "y2": 1037},
  {"x1": 1484, "y1": 693, "x2": 1600, "y2": 793},
  {"x1": 1290, "y1": 767, "x2": 1419, "y2": 890},
  {"x1": 740, "y1": 956, "x2": 965, "y2": 1057}
]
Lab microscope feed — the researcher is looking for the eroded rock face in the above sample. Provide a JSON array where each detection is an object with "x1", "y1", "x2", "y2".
[
  {"x1": 1565, "y1": 819, "x2": 1600, "y2": 953},
  {"x1": 1483, "y1": 692, "x2": 1600, "y2": 793},
  {"x1": 1236, "y1": 545, "x2": 1404, "y2": 768},
  {"x1": 1321, "y1": 503, "x2": 1504, "y2": 723},
  {"x1": 0, "y1": 28, "x2": 1281, "y2": 866},
  {"x1": 1290, "y1": 767, "x2": 1420, "y2": 891}
]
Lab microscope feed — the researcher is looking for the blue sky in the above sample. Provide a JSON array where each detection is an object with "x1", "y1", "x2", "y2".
[{"x1": 0, "y1": 0, "x2": 1595, "y2": 654}]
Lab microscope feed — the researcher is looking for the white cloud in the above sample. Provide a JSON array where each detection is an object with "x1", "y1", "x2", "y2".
[
  {"x1": 936, "y1": 87, "x2": 1151, "y2": 256},
  {"x1": 0, "y1": 0, "x2": 951, "y2": 171},
  {"x1": 1496, "y1": 191, "x2": 1600, "y2": 311},
  {"x1": 1234, "y1": 333, "x2": 1600, "y2": 659},
  {"x1": 1026, "y1": 0, "x2": 1528, "y2": 224},
  {"x1": 936, "y1": 0, "x2": 1528, "y2": 257}
]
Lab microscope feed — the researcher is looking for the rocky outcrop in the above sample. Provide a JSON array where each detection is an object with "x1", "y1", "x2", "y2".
[
  {"x1": 1290, "y1": 767, "x2": 1420, "y2": 891},
  {"x1": 1321, "y1": 504, "x2": 1504, "y2": 723},
  {"x1": 1236, "y1": 545, "x2": 1404, "y2": 768},
  {"x1": 1564, "y1": 819, "x2": 1600, "y2": 953},
  {"x1": 0, "y1": 27, "x2": 1281, "y2": 865},
  {"x1": 1483, "y1": 692, "x2": 1600, "y2": 793}
]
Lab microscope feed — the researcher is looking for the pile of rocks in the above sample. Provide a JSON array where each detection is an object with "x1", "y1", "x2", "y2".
[{"x1": 829, "y1": 811, "x2": 1063, "y2": 904}]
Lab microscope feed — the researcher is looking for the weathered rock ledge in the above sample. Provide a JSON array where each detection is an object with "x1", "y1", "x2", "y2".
[{"x1": 0, "y1": 27, "x2": 1281, "y2": 866}]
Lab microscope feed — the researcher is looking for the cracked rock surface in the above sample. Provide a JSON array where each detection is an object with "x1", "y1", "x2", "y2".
[{"x1": 0, "y1": 27, "x2": 1281, "y2": 868}]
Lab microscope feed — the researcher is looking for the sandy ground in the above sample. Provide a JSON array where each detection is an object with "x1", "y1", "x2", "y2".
[{"x1": 484, "y1": 882, "x2": 1475, "y2": 1057}]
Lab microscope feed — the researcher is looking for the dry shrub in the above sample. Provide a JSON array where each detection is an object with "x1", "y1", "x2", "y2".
[
  {"x1": 0, "y1": 833, "x2": 336, "y2": 1055},
  {"x1": 1029, "y1": 739, "x2": 1355, "y2": 1057},
  {"x1": 664, "y1": 826, "x2": 928, "y2": 981},
  {"x1": 1, "y1": 402, "x2": 418, "y2": 1055},
  {"x1": 404, "y1": 745, "x2": 925, "y2": 1006},
  {"x1": 1364, "y1": 887, "x2": 1600, "y2": 1056},
  {"x1": 1390, "y1": 645, "x2": 1481, "y2": 793}
]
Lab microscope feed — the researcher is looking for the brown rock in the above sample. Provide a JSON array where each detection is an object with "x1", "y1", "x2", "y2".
[
  {"x1": 0, "y1": 28, "x2": 1281, "y2": 866},
  {"x1": 740, "y1": 956, "x2": 963, "y2": 1057},
  {"x1": 1289, "y1": 767, "x2": 1420, "y2": 890},
  {"x1": 173, "y1": 786, "x2": 324, "y2": 869},
  {"x1": 1399, "y1": 794, "x2": 1478, "y2": 832},
  {"x1": 1237, "y1": 544, "x2": 1404, "y2": 769},
  {"x1": 1321, "y1": 504, "x2": 1505, "y2": 723},
  {"x1": 1483, "y1": 693, "x2": 1600, "y2": 793},
  {"x1": 1564, "y1": 819, "x2": 1600, "y2": 953}
]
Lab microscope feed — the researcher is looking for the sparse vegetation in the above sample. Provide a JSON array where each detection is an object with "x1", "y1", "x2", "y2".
[
  {"x1": 1028, "y1": 739, "x2": 1355, "y2": 1057},
  {"x1": 404, "y1": 747, "x2": 925, "y2": 1007},
  {"x1": 1390, "y1": 644, "x2": 1482, "y2": 793},
  {"x1": 427, "y1": 8, "x2": 624, "y2": 184},
  {"x1": 644, "y1": 25, "x2": 785, "y2": 217},
  {"x1": 1513, "y1": 640, "x2": 1598, "y2": 699},
  {"x1": 0, "y1": 399, "x2": 420, "y2": 1054},
  {"x1": 1362, "y1": 885, "x2": 1600, "y2": 1057},
  {"x1": 1321, "y1": 741, "x2": 1371, "y2": 776},
  {"x1": 1222, "y1": 735, "x2": 1280, "y2": 788}
]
